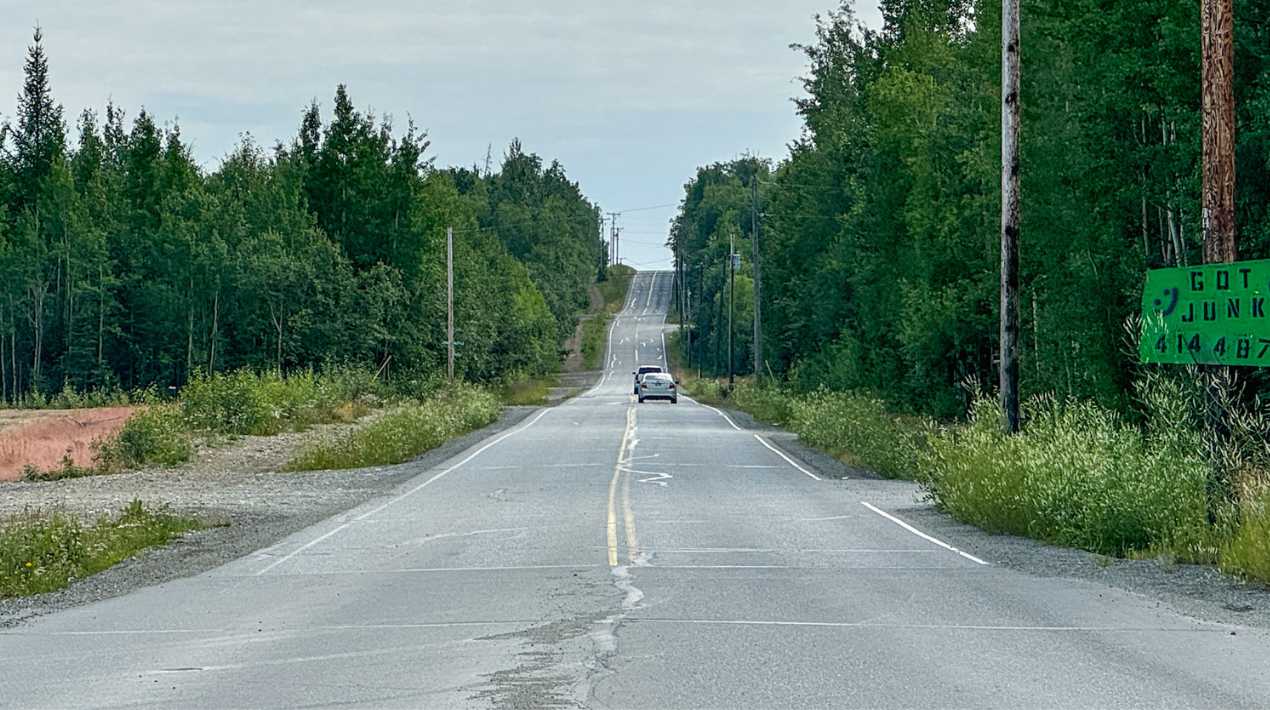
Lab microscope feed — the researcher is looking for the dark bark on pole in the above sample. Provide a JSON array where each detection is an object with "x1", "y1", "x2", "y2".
[
  {"x1": 1000, "y1": 0, "x2": 1022, "y2": 433},
  {"x1": 1201, "y1": 0, "x2": 1237, "y2": 517},
  {"x1": 1202, "y1": 0, "x2": 1237, "y2": 263}
]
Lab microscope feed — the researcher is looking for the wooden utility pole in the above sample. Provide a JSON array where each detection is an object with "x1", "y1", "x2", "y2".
[
  {"x1": 447, "y1": 226, "x2": 455, "y2": 383},
  {"x1": 608, "y1": 212, "x2": 620, "y2": 266},
  {"x1": 1202, "y1": 0, "x2": 1237, "y2": 264},
  {"x1": 728, "y1": 229, "x2": 736, "y2": 390},
  {"x1": 750, "y1": 177, "x2": 764, "y2": 383},
  {"x1": 1000, "y1": 0, "x2": 1022, "y2": 433}
]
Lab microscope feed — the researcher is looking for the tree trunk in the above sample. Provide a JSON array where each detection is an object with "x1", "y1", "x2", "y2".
[
  {"x1": 97, "y1": 264, "x2": 105, "y2": 368},
  {"x1": 208, "y1": 287, "x2": 219, "y2": 372},
  {"x1": 29, "y1": 282, "x2": 46, "y2": 393}
]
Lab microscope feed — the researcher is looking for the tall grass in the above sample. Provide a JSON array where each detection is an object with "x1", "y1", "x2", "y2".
[
  {"x1": 1223, "y1": 486, "x2": 1270, "y2": 583},
  {"x1": 285, "y1": 384, "x2": 500, "y2": 471},
  {"x1": 94, "y1": 404, "x2": 193, "y2": 472},
  {"x1": 919, "y1": 388, "x2": 1212, "y2": 556},
  {"x1": 498, "y1": 374, "x2": 558, "y2": 406},
  {"x1": 579, "y1": 314, "x2": 612, "y2": 370},
  {"x1": 179, "y1": 368, "x2": 379, "y2": 436},
  {"x1": 790, "y1": 390, "x2": 928, "y2": 479},
  {"x1": 0, "y1": 500, "x2": 200, "y2": 598},
  {"x1": 598, "y1": 265, "x2": 636, "y2": 314}
]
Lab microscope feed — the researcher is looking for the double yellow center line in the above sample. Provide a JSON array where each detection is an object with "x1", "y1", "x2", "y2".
[{"x1": 606, "y1": 404, "x2": 640, "y2": 567}]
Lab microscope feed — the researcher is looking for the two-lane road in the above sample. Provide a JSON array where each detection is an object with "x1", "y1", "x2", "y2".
[{"x1": 3, "y1": 271, "x2": 1269, "y2": 708}]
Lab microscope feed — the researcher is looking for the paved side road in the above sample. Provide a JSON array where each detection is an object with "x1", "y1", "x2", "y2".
[{"x1": 2, "y1": 271, "x2": 1269, "y2": 708}]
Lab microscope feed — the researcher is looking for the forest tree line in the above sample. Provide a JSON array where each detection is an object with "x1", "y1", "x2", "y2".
[
  {"x1": 0, "y1": 30, "x2": 606, "y2": 403},
  {"x1": 672, "y1": 0, "x2": 1270, "y2": 419}
]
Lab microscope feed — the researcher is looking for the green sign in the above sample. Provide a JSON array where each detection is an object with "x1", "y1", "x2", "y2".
[{"x1": 1140, "y1": 259, "x2": 1270, "y2": 366}]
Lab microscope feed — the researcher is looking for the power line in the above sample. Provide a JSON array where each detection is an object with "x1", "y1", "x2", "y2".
[{"x1": 615, "y1": 202, "x2": 678, "y2": 213}]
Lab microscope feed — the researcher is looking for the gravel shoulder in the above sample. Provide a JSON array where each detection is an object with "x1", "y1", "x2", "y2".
[
  {"x1": 0, "y1": 405, "x2": 539, "y2": 628},
  {"x1": 706, "y1": 399, "x2": 1270, "y2": 632}
]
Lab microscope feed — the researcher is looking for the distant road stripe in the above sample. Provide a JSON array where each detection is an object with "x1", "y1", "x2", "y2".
[
  {"x1": 860, "y1": 502, "x2": 989, "y2": 566},
  {"x1": 754, "y1": 434, "x2": 821, "y2": 481},
  {"x1": 255, "y1": 408, "x2": 553, "y2": 576}
]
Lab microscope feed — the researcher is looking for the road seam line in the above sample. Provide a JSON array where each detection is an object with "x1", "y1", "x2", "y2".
[{"x1": 860, "y1": 501, "x2": 989, "y2": 566}]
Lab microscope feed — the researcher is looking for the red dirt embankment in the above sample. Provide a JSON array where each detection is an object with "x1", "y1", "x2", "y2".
[{"x1": 0, "y1": 408, "x2": 135, "y2": 481}]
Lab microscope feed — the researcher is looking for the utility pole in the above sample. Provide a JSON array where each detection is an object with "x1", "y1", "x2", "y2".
[
  {"x1": 1201, "y1": 0, "x2": 1237, "y2": 496},
  {"x1": 1202, "y1": 0, "x2": 1237, "y2": 263},
  {"x1": 751, "y1": 175, "x2": 763, "y2": 383},
  {"x1": 999, "y1": 0, "x2": 1021, "y2": 433},
  {"x1": 607, "y1": 212, "x2": 620, "y2": 266},
  {"x1": 728, "y1": 229, "x2": 736, "y2": 390},
  {"x1": 447, "y1": 226, "x2": 455, "y2": 383}
]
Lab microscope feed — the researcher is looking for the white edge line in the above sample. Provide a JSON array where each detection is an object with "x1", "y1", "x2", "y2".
[
  {"x1": 682, "y1": 396, "x2": 742, "y2": 431},
  {"x1": 860, "y1": 501, "x2": 989, "y2": 566},
  {"x1": 255, "y1": 408, "x2": 553, "y2": 576},
  {"x1": 754, "y1": 434, "x2": 821, "y2": 481}
]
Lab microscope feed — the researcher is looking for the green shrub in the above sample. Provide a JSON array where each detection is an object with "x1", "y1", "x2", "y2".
[
  {"x1": 21, "y1": 455, "x2": 97, "y2": 482},
  {"x1": 181, "y1": 368, "x2": 378, "y2": 436},
  {"x1": 730, "y1": 383, "x2": 794, "y2": 425},
  {"x1": 788, "y1": 390, "x2": 927, "y2": 479},
  {"x1": 499, "y1": 374, "x2": 557, "y2": 406},
  {"x1": 0, "y1": 500, "x2": 200, "y2": 598},
  {"x1": 599, "y1": 265, "x2": 635, "y2": 314},
  {"x1": 1222, "y1": 487, "x2": 1270, "y2": 584},
  {"x1": 580, "y1": 314, "x2": 613, "y2": 370},
  {"x1": 95, "y1": 404, "x2": 193, "y2": 471},
  {"x1": 286, "y1": 384, "x2": 500, "y2": 471},
  {"x1": 920, "y1": 392, "x2": 1211, "y2": 556}
]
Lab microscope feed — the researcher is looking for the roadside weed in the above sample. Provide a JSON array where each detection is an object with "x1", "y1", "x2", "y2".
[
  {"x1": 0, "y1": 501, "x2": 201, "y2": 598},
  {"x1": 285, "y1": 384, "x2": 500, "y2": 471}
]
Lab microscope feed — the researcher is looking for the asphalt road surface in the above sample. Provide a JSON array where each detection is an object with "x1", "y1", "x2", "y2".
[{"x1": 3, "y1": 271, "x2": 1270, "y2": 708}]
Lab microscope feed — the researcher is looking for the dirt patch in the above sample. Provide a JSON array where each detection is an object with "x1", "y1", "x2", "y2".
[{"x1": 0, "y1": 407, "x2": 136, "y2": 481}]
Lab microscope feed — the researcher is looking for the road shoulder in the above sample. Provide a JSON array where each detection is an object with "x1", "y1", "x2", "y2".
[
  {"x1": 705, "y1": 398, "x2": 1270, "y2": 632},
  {"x1": 0, "y1": 405, "x2": 539, "y2": 628}
]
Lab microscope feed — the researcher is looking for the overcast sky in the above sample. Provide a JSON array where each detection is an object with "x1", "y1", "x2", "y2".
[{"x1": 1, "y1": 1, "x2": 882, "y2": 270}]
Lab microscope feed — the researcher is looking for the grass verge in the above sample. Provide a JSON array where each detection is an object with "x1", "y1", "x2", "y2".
[
  {"x1": 499, "y1": 374, "x2": 559, "y2": 406},
  {"x1": 0, "y1": 500, "x2": 202, "y2": 598},
  {"x1": 284, "y1": 384, "x2": 501, "y2": 471},
  {"x1": 598, "y1": 265, "x2": 636, "y2": 315}
]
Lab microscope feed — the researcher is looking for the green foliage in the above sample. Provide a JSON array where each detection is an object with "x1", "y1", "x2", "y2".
[
  {"x1": 180, "y1": 369, "x2": 318, "y2": 436},
  {"x1": 787, "y1": 390, "x2": 928, "y2": 479},
  {"x1": 179, "y1": 368, "x2": 388, "y2": 436},
  {"x1": 580, "y1": 315, "x2": 613, "y2": 370},
  {"x1": 920, "y1": 391, "x2": 1212, "y2": 556},
  {"x1": 670, "y1": 1, "x2": 1270, "y2": 419},
  {"x1": 21, "y1": 454, "x2": 97, "y2": 482},
  {"x1": 286, "y1": 384, "x2": 500, "y2": 471},
  {"x1": 598, "y1": 265, "x2": 635, "y2": 314},
  {"x1": 498, "y1": 374, "x2": 558, "y2": 406},
  {"x1": 729, "y1": 383, "x2": 794, "y2": 426},
  {"x1": 0, "y1": 500, "x2": 200, "y2": 598},
  {"x1": 1222, "y1": 488, "x2": 1270, "y2": 584},
  {"x1": 0, "y1": 31, "x2": 602, "y2": 403},
  {"x1": 94, "y1": 404, "x2": 193, "y2": 471}
]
